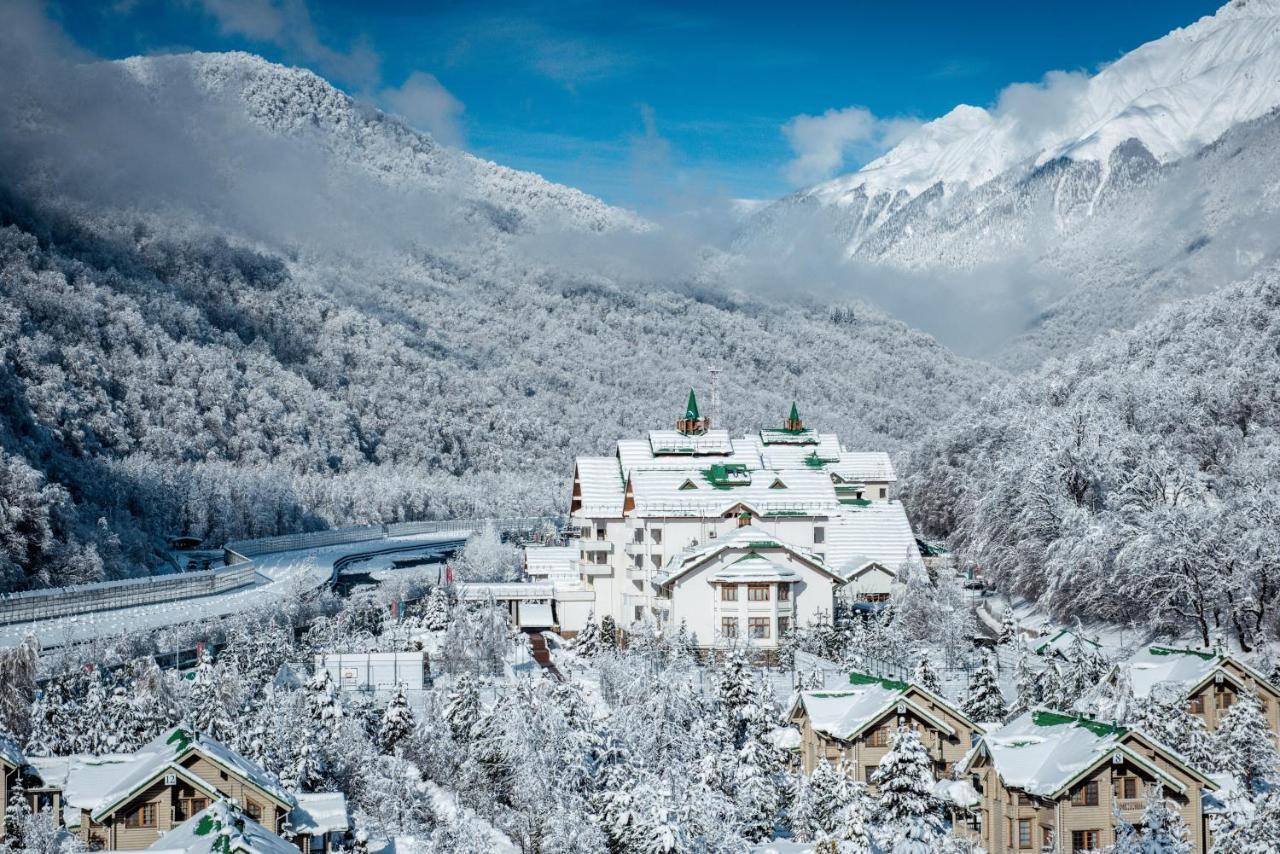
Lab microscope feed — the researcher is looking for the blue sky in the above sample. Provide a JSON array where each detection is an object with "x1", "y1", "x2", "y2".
[{"x1": 55, "y1": 0, "x2": 1222, "y2": 209}]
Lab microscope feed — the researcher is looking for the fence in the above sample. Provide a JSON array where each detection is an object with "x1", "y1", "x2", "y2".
[{"x1": 0, "y1": 516, "x2": 558, "y2": 628}]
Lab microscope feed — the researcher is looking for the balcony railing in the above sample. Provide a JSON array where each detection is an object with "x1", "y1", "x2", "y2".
[{"x1": 580, "y1": 541, "x2": 613, "y2": 554}]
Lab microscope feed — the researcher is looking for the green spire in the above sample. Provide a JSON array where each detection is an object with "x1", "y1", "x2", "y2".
[
  {"x1": 789, "y1": 401, "x2": 800, "y2": 423},
  {"x1": 685, "y1": 389, "x2": 700, "y2": 420}
]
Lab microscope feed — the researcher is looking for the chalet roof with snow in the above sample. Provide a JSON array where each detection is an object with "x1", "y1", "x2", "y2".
[
  {"x1": 823, "y1": 502, "x2": 922, "y2": 576},
  {"x1": 1030, "y1": 629, "x2": 1102, "y2": 659},
  {"x1": 0, "y1": 732, "x2": 24, "y2": 769},
  {"x1": 288, "y1": 792, "x2": 350, "y2": 835},
  {"x1": 961, "y1": 709, "x2": 1218, "y2": 799},
  {"x1": 656, "y1": 525, "x2": 838, "y2": 586},
  {"x1": 147, "y1": 801, "x2": 297, "y2": 854},
  {"x1": 626, "y1": 466, "x2": 839, "y2": 518},
  {"x1": 826, "y1": 451, "x2": 897, "y2": 484},
  {"x1": 570, "y1": 456, "x2": 626, "y2": 517},
  {"x1": 1120, "y1": 646, "x2": 1280, "y2": 700},
  {"x1": 91, "y1": 726, "x2": 295, "y2": 822},
  {"x1": 789, "y1": 672, "x2": 975, "y2": 743}
]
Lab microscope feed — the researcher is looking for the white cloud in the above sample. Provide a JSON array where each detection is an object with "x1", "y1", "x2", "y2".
[
  {"x1": 994, "y1": 69, "x2": 1090, "y2": 148},
  {"x1": 196, "y1": 0, "x2": 380, "y2": 87},
  {"x1": 379, "y1": 72, "x2": 466, "y2": 147},
  {"x1": 781, "y1": 106, "x2": 919, "y2": 186}
]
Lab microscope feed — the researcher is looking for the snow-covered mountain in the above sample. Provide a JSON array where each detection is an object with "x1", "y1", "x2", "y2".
[{"x1": 742, "y1": 0, "x2": 1280, "y2": 363}]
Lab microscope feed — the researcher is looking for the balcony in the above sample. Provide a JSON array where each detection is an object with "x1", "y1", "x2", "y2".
[
  {"x1": 580, "y1": 541, "x2": 613, "y2": 554},
  {"x1": 623, "y1": 541, "x2": 648, "y2": 556},
  {"x1": 575, "y1": 560, "x2": 612, "y2": 577},
  {"x1": 1114, "y1": 799, "x2": 1144, "y2": 813}
]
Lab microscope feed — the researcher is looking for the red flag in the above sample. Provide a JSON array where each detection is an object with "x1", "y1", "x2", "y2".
[
  {"x1": 390, "y1": 601, "x2": 399, "y2": 619},
  {"x1": 446, "y1": 563, "x2": 455, "y2": 584}
]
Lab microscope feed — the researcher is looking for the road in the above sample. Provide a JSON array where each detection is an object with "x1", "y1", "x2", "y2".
[{"x1": 0, "y1": 533, "x2": 464, "y2": 649}]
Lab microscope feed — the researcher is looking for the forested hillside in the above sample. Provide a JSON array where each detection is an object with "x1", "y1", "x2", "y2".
[
  {"x1": 0, "y1": 42, "x2": 1006, "y2": 592},
  {"x1": 899, "y1": 267, "x2": 1280, "y2": 648}
]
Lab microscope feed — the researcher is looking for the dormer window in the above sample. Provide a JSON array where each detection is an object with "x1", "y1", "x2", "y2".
[
  {"x1": 679, "y1": 479, "x2": 698, "y2": 491},
  {"x1": 769, "y1": 478, "x2": 787, "y2": 490}
]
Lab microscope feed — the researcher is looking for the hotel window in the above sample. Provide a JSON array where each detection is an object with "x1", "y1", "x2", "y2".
[
  {"x1": 633, "y1": 529, "x2": 644, "y2": 543},
  {"x1": 596, "y1": 527, "x2": 606, "y2": 540},
  {"x1": 778, "y1": 584, "x2": 791, "y2": 601},
  {"x1": 1119, "y1": 776, "x2": 1138, "y2": 800},
  {"x1": 721, "y1": 584, "x2": 738, "y2": 602},
  {"x1": 651, "y1": 529, "x2": 662, "y2": 544},
  {"x1": 1070, "y1": 781, "x2": 1099, "y2": 807},
  {"x1": 594, "y1": 552, "x2": 607, "y2": 565},
  {"x1": 1017, "y1": 818, "x2": 1031, "y2": 849},
  {"x1": 748, "y1": 584, "x2": 770, "y2": 602},
  {"x1": 879, "y1": 488, "x2": 887, "y2": 498},
  {"x1": 777, "y1": 616, "x2": 792, "y2": 637},
  {"x1": 177, "y1": 797, "x2": 208, "y2": 822},
  {"x1": 579, "y1": 526, "x2": 591, "y2": 539},
  {"x1": 813, "y1": 527, "x2": 825, "y2": 544},
  {"x1": 868, "y1": 726, "x2": 890, "y2": 748},
  {"x1": 1188, "y1": 694, "x2": 1205, "y2": 714},
  {"x1": 1216, "y1": 690, "x2": 1236, "y2": 710},
  {"x1": 245, "y1": 800, "x2": 262, "y2": 822},
  {"x1": 125, "y1": 804, "x2": 157, "y2": 829},
  {"x1": 633, "y1": 555, "x2": 643, "y2": 569},
  {"x1": 1071, "y1": 830, "x2": 1100, "y2": 852},
  {"x1": 721, "y1": 617, "x2": 738, "y2": 638},
  {"x1": 748, "y1": 617, "x2": 770, "y2": 639},
  {"x1": 864, "y1": 765, "x2": 877, "y2": 783}
]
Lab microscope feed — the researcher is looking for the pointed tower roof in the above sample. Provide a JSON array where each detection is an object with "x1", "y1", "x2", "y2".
[
  {"x1": 685, "y1": 389, "x2": 700, "y2": 420},
  {"x1": 789, "y1": 401, "x2": 800, "y2": 423}
]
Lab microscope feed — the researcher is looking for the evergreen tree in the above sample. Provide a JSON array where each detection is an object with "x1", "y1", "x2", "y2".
[
  {"x1": 1110, "y1": 803, "x2": 1141, "y2": 854},
  {"x1": 444, "y1": 674, "x2": 481, "y2": 743},
  {"x1": 1209, "y1": 788, "x2": 1280, "y2": 853},
  {"x1": 187, "y1": 649, "x2": 234, "y2": 743},
  {"x1": 1128, "y1": 686, "x2": 1215, "y2": 770},
  {"x1": 1011, "y1": 648, "x2": 1039, "y2": 715},
  {"x1": 1215, "y1": 690, "x2": 1280, "y2": 791},
  {"x1": 788, "y1": 758, "x2": 843, "y2": 842},
  {"x1": 600, "y1": 615, "x2": 619, "y2": 651},
  {"x1": 1138, "y1": 785, "x2": 1192, "y2": 854},
  {"x1": 423, "y1": 585, "x2": 452, "y2": 632},
  {"x1": 305, "y1": 668, "x2": 345, "y2": 734},
  {"x1": 962, "y1": 659, "x2": 1007, "y2": 723},
  {"x1": 734, "y1": 731, "x2": 782, "y2": 843},
  {"x1": 74, "y1": 668, "x2": 109, "y2": 754},
  {"x1": 912, "y1": 656, "x2": 942, "y2": 695},
  {"x1": 718, "y1": 651, "x2": 758, "y2": 744},
  {"x1": 377, "y1": 685, "x2": 415, "y2": 754},
  {"x1": 997, "y1": 606, "x2": 1018, "y2": 646},
  {"x1": 3, "y1": 772, "x2": 29, "y2": 845},
  {"x1": 871, "y1": 726, "x2": 944, "y2": 851},
  {"x1": 572, "y1": 613, "x2": 603, "y2": 658},
  {"x1": 23, "y1": 688, "x2": 67, "y2": 758},
  {"x1": 828, "y1": 782, "x2": 875, "y2": 853},
  {"x1": 104, "y1": 683, "x2": 141, "y2": 752},
  {"x1": 131, "y1": 660, "x2": 179, "y2": 743}
]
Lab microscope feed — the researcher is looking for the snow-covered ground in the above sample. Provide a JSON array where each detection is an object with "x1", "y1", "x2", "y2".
[{"x1": 0, "y1": 533, "x2": 462, "y2": 649}]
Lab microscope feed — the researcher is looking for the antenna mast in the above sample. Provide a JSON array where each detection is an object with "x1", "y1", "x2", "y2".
[{"x1": 708, "y1": 365, "x2": 722, "y2": 431}]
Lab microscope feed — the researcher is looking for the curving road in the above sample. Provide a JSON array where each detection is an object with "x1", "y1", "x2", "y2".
[{"x1": 0, "y1": 532, "x2": 465, "y2": 649}]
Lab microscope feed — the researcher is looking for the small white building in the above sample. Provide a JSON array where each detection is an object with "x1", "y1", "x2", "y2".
[
  {"x1": 315, "y1": 652, "x2": 427, "y2": 691},
  {"x1": 654, "y1": 525, "x2": 845, "y2": 649}
]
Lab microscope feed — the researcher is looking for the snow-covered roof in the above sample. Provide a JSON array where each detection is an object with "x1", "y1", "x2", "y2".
[
  {"x1": 1123, "y1": 646, "x2": 1235, "y2": 699},
  {"x1": 933, "y1": 778, "x2": 981, "y2": 809},
  {"x1": 658, "y1": 525, "x2": 838, "y2": 586},
  {"x1": 572, "y1": 456, "x2": 625, "y2": 518},
  {"x1": 288, "y1": 792, "x2": 350, "y2": 835},
  {"x1": 645, "y1": 428, "x2": 734, "y2": 456},
  {"x1": 789, "y1": 672, "x2": 964, "y2": 743},
  {"x1": 148, "y1": 801, "x2": 297, "y2": 854},
  {"x1": 827, "y1": 452, "x2": 896, "y2": 484},
  {"x1": 629, "y1": 466, "x2": 838, "y2": 518},
  {"x1": 522, "y1": 546, "x2": 579, "y2": 581},
  {"x1": 963, "y1": 710, "x2": 1203, "y2": 799},
  {"x1": 29, "y1": 753, "x2": 149, "y2": 812},
  {"x1": 823, "y1": 502, "x2": 921, "y2": 577},
  {"x1": 93, "y1": 727, "x2": 294, "y2": 821},
  {"x1": 766, "y1": 727, "x2": 802, "y2": 751},
  {"x1": 0, "y1": 732, "x2": 24, "y2": 769},
  {"x1": 708, "y1": 554, "x2": 801, "y2": 583}
]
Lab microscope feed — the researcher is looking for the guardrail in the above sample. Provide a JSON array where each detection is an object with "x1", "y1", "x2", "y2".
[{"x1": 0, "y1": 516, "x2": 558, "y2": 628}]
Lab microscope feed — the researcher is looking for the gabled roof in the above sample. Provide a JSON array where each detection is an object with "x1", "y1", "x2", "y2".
[
  {"x1": 827, "y1": 451, "x2": 897, "y2": 483},
  {"x1": 844, "y1": 560, "x2": 894, "y2": 581},
  {"x1": 523, "y1": 546, "x2": 579, "y2": 582},
  {"x1": 0, "y1": 732, "x2": 24, "y2": 769},
  {"x1": 1122, "y1": 646, "x2": 1280, "y2": 700},
  {"x1": 790, "y1": 672, "x2": 973, "y2": 743},
  {"x1": 961, "y1": 709, "x2": 1216, "y2": 799},
  {"x1": 571, "y1": 456, "x2": 625, "y2": 517},
  {"x1": 93, "y1": 727, "x2": 294, "y2": 822},
  {"x1": 628, "y1": 467, "x2": 838, "y2": 518},
  {"x1": 1032, "y1": 629, "x2": 1102, "y2": 658},
  {"x1": 823, "y1": 502, "x2": 921, "y2": 576},
  {"x1": 646, "y1": 428, "x2": 734, "y2": 456},
  {"x1": 147, "y1": 800, "x2": 297, "y2": 854},
  {"x1": 709, "y1": 554, "x2": 801, "y2": 583},
  {"x1": 657, "y1": 525, "x2": 842, "y2": 587},
  {"x1": 93, "y1": 761, "x2": 221, "y2": 822}
]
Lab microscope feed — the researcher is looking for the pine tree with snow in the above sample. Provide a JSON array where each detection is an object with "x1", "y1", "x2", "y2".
[
  {"x1": 74, "y1": 667, "x2": 110, "y2": 754},
  {"x1": 734, "y1": 731, "x2": 782, "y2": 843},
  {"x1": 1011, "y1": 647, "x2": 1039, "y2": 715},
  {"x1": 962, "y1": 659, "x2": 1007, "y2": 724},
  {"x1": 24, "y1": 687, "x2": 67, "y2": 758},
  {"x1": 3, "y1": 771, "x2": 29, "y2": 845},
  {"x1": 305, "y1": 668, "x2": 345, "y2": 734},
  {"x1": 104, "y1": 683, "x2": 143, "y2": 752},
  {"x1": 444, "y1": 673, "x2": 481, "y2": 743},
  {"x1": 423, "y1": 585, "x2": 452, "y2": 632},
  {"x1": 187, "y1": 649, "x2": 234, "y2": 743},
  {"x1": 1110, "y1": 802, "x2": 1141, "y2": 854},
  {"x1": 912, "y1": 656, "x2": 942, "y2": 695},
  {"x1": 573, "y1": 612, "x2": 602, "y2": 658},
  {"x1": 789, "y1": 758, "x2": 843, "y2": 842},
  {"x1": 599, "y1": 614, "x2": 619, "y2": 651},
  {"x1": 1209, "y1": 787, "x2": 1280, "y2": 853},
  {"x1": 997, "y1": 606, "x2": 1018, "y2": 646},
  {"x1": 377, "y1": 684, "x2": 415, "y2": 754},
  {"x1": 131, "y1": 659, "x2": 179, "y2": 743},
  {"x1": 871, "y1": 726, "x2": 944, "y2": 851},
  {"x1": 1138, "y1": 785, "x2": 1192, "y2": 854},
  {"x1": 1215, "y1": 690, "x2": 1280, "y2": 792},
  {"x1": 828, "y1": 782, "x2": 875, "y2": 853},
  {"x1": 1127, "y1": 685, "x2": 1216, "y2": 771},
  {"x1": 718, "y1": 650, "x2": 759, "y2": 744}
]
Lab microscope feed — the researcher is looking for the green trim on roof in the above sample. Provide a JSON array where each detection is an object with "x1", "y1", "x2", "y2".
[
  {"x1": 805, "y1": 452, "x2": 825, "y2": 468},
  {"x1": 1149, "y1": 645, "x2": 1217, "y2": 661},
  {"x1": 703, "y1": 463, "x2": 751, "y2": 488},
  {"x1": 1031, "y1": 710, "x2": 1127, "y2": 738},
  {"x1": 167, "y1": 727, "x2": 194, "y2": 754},
  {"x1": 763, "y1": 510, "x2": 807, "y2": 517},
  {"x1": 848, "y1": 671, "x2": 909, "y2": 692},
  {"x1": 839, "y1": 498, "x2": 872, "y2": 507},
  {"x1": 789, "y1": 401, "x2": 800, "y2": 423}
]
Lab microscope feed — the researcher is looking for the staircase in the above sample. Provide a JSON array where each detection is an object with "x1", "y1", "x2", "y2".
[{"x1": 525, "y1": 632, "x2": 564, "y2": 682}]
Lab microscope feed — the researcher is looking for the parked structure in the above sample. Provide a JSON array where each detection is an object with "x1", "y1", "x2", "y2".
[
  {"x1": 1112, "y1": 645, "x2": 1280, "y2": 734},
  {"x1": 957, "y1": 710, "x2": 1219, "y2": 853},
  {"x1": 527, "y1": 393, "x2": 923, "y2": 642},
  {"x1": 788, "y1": 671, "x2": 983, "y2": 786}
]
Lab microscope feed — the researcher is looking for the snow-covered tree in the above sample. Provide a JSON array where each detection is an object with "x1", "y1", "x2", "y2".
[
  {"x1": 1210, "y1": 788, "x2": 1280, "y2": 853},
  {"x1": 422, "y1": 585, "x2": 452, "y2": 632},
  {"x1": 912, "y1": 657, "x2": 942, "y2": 695},
  {"x1": 73, "y1": 668, "x2": 110, "y2": 754},
  {"x1": 377, "y1": 685, "x2": 415, "y2": 754},
  {"x1": 1215, "y1": 690, "x2": 1280, "y2": 791},
  {"x1": 871, "y1": 726, "x2": 945, "y2": 851},
  {"x1": 187, "y1": 649, "x2": 235, "y2": 743},
  {"x1": 572, "y1": 612, "x2": 603, "y2": 658},
  {"x1": 1138, "y1": 785, "x2": 1192, "y2": 854},
  {"x1": 789, "y1": 757, "x2": 844, "y2": 842},
  {"x1": 997, "y1": 606, "x2": 1018, "y2": 646},
  {"x1": 1011, "y1": 648, "x2": 1039, "y2": 715},
  {"x1": 0, "y1": 635, "x2": 38, "y2": 741},
  {"x1": 444, "y1": 674, "x2": 481, "y2": 743},
  {"x1": 454, "y1": 521, "x2": 520, "y2": 582},
  {"x1": 962, "y1": 660, "x2": 1007, "y2": 723},
  {"x1": 305, "y1": 668, "x2": 345, "y2": 734},
  {"x1": 734, "y1": 731, "x2": 783, "y2": 843},
  {"x1": 600, "y1": 615, "x2": 619, "y2": 651},
  {"x1": 1128, "y1": 685, "x2": 1215, "y2": 770}
]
